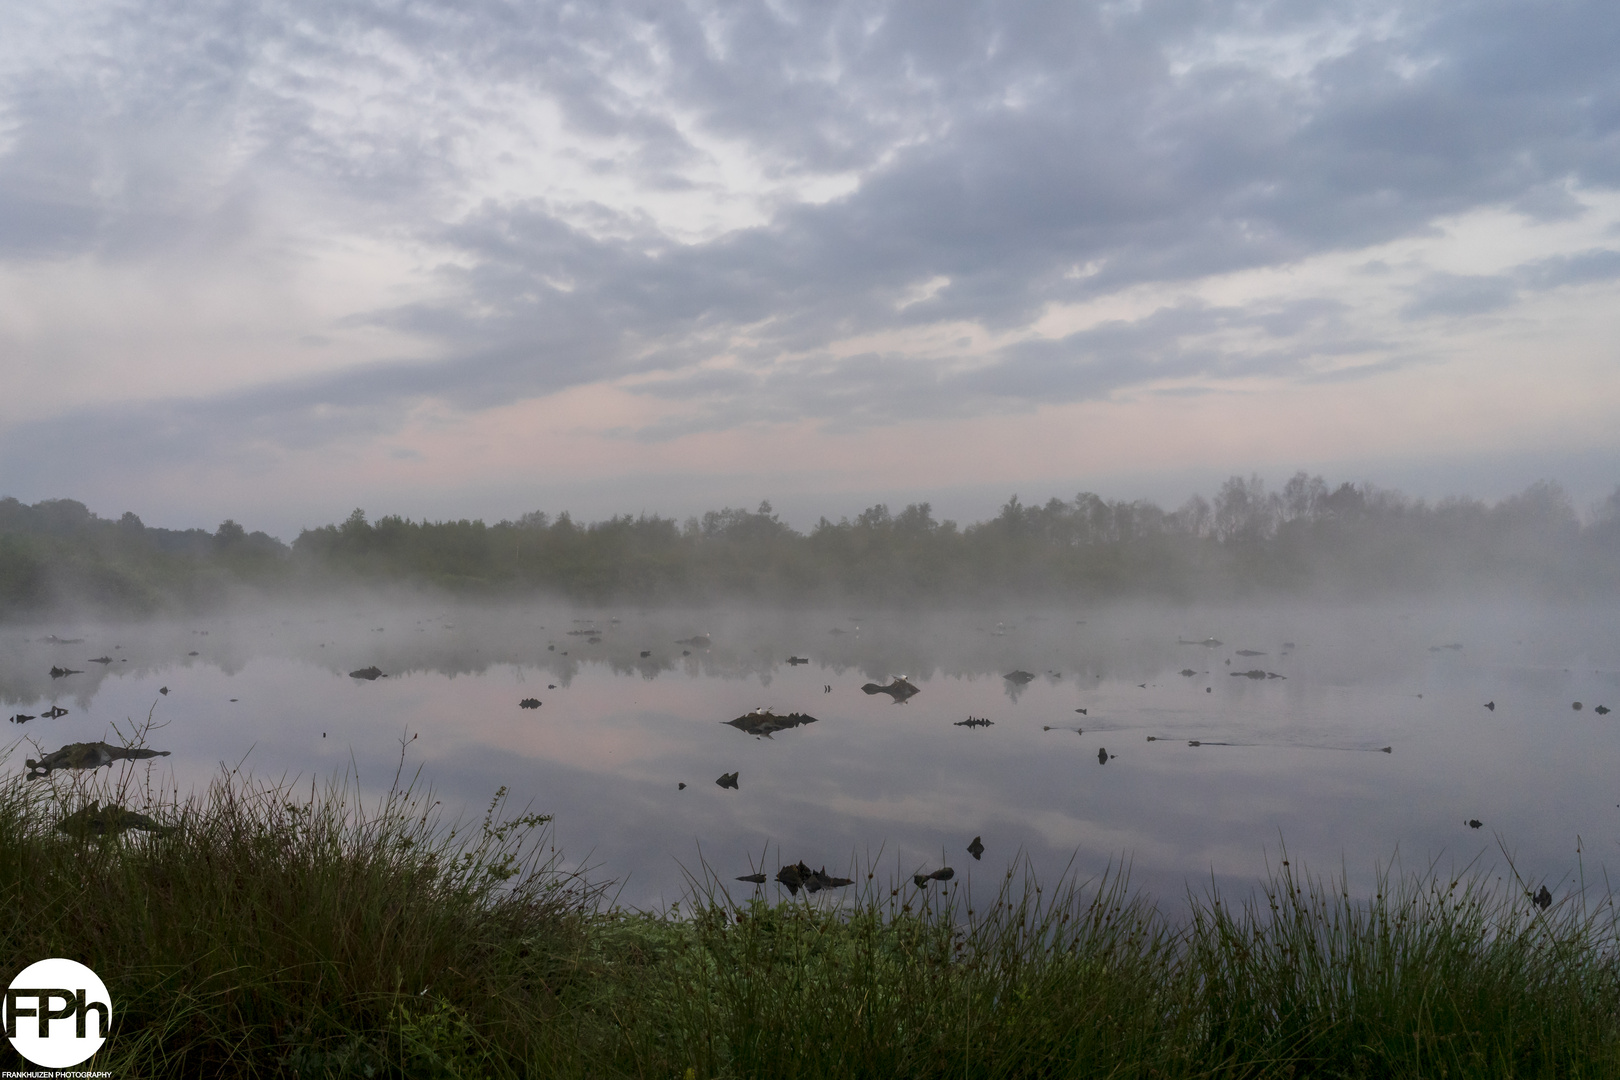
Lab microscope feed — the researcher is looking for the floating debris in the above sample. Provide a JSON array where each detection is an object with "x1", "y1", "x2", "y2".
[
  {"x1": 954, "y1": 716, "x2": 994, "y2": 728},
  {"x1": 42, "y1": 706, "x2": 67, "y2": 719},
  {"x1": 967, "y1": 836, "x2": 984, "y2": 860},
  {"x1": 678, "y1": 783, "x2": 686, "y2": 790},
  {"x1": 787, "y1": 656, "x2": 809, "y2": 665},
  {"x1": 828, "y1": 628, "x2": 847, "y2": 635},
  {"x1": 8, "y1": 714, "x2": 35, "y2": 725},
  {"x1": 1467, "y1": 819, "x2": 1483, "y2": 829},
  {"x1": 159, "y1": 687, "x2": 169, "y2": 695},
  {"x1": 1573, "y1": 702, "x2": 1583, "y2": 711},
  {"x1": 775, "y1": 861, "x2": 854, "y2": 896},
  {"x1": 1484, "y1": 701, "x2": 1495, "y2": 711},
  {"x1": 88, "y1": 656, "x2": 112, "y2": 664},
  {"x1": 49, "y1": 667, "x2": 82, "y2": 678},
  {"x1": 1179, "y1": 669, "x2": 1197, "y2": 677},
  {"x1": 1003, "y1": 671, "x2": 1036, "y2": 684},
  {"x1": 1098, "y1": 748, "x2": 1110, "y2": 764},
  {"x1": 913, "y1": 867, "x2": 955, "y2": 887},
  {"x1": 1235, "y1": 650, "x2": 1266, "y2": 657},
  {"x1": 716, "y1": 772, "x2": 739, "y2": 790},
  {"x1": 726, "y1": 710, "x2": 819, "y2": 737},
  {"x1": 187, "y1": 651, "x2": 199, "y2": 656},
  {"x1": 640, "y1": 650, "x2": 651, "y2": 658},
  {"x1": 566, "y1": 629, "x2": 600, "y2": 636},
  {"x1": 1429, "y1": 643, "x2": 1464, "y2": 652},
  {"x1": 1075, "y1": 708, "x2": 1087, "y2": 715},
  {"x1": 676, "y1": 634, "x2": 712, "y2": 647},
  {"x1": 27, "y1": 742, "x2": 171, "y2": 780},
  {"x1": 348, "y1": 667, "x2": 384, "y2": 680},
  {"x1": 42, "y1": 635, "x2": 84, "y2": 645},
  {"x1": 1230, "y1": 670, "x2": 1286, "y2": 680},
  {"x1": 519, "y1": 698, "x2": 541, "y2": 709},
  {"x1": 736, "y1": 873, "x2": 766, "y2": 884},
  {"x1": 1598, "y1": 706, "x2": 1612, "y2": 715},
  {"x1": 58, "y1": 800, "x2": 173, "y2": 838},
  {"x1": 1178, "y1": 638, "x2": 1222, "y2": 647},
  {"x1": 1532, "y1": 885, "x2": 1552, "y2": 911},
  {"x1": 861, "y1": 677, "x2": 920, "y2": 702}
]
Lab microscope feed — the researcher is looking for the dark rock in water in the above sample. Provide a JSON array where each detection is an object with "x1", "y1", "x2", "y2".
[
  {"x1": 1484, "y1": 701, "x2": 1495, "y2": 711},
  {"x1": 913, "y1": 867, "x2": 955, "y2": 887},
  {"x1": 736, "y1": 873, "x2": 766, "y2": 884},
  {"x1": 9, "y1": 714, "x2": 36, "y2": 724},
  {"x1": 1467, "y1": 819, "x2": 1482, "y2": 829},
  {"x1": 1232, "y1": 670, "x2": 1268, "y2": 679},
  {"x1": 159, "y1": 687, "x2": 169, "y2": 695},
  {"x1": 676, "y1": 634, "x2": 712, "y2": 647},
  {"x1": 1573, "y1": 702, "x2": 1583, "y2": 711},
  {"x1": 49, "y1": 667, "x2": 82, "y2": 678},
  {"x1": 640, "y1": 650, "x2": 651, "y2": 658},
  {"x1": 1597, "y1": 706, "x2": 1611, "y2": 715},
  {"x1": 27, "y1": 742, "x2": 171, "y2": 780},
  {"x1": 967, "y1": 836, "x2": 984, "y2": 860},
  {"x1": 1235, "y1": 650, "x2": 1266, "y2": 657},
  {"x1": 727, "y1": 710, "x2": 818, "y2": 737},
  {"x1": 519, "y1": 698, "x2": 541, "y2": 709},
  {"x1": 1003, "y1": 670, "x2": 1036, "y2": 684},
  {"x1": 1179, "y1": 669, "x2": 1197, "y2": 677},
  {"x1": 1532, "y1": 885, "x2": 1552, "y2": 911},
  {"x1": 861, "y1": 677, "x2": 920, "y2": 702},
  {"x1": 775, "y1": 861, "x2": 852, "y2": 896},
  {"x1": 955, "y1": 716, "x2": 994, "y2": 728},
  {"x1": 1178, "y1": 638, "x2": 1221, "y2": 647},
  {"x1": 42, "y1": 706, "x2": 68, "y2": 719},
  {"x1": 349, "y1": 666, "x2": 384, "y2": 680},
  {"x1": 1098, "y1": 747, "x2": 1109, "y2": 764},
  {"x1": 787, "y1": 656, "x2": 809, "y2": 665},
  {"x1": 716, "y1": 771, "x2": 739, "y2": 790},
  {"x1": 58, "y1": 800, "x2": 173, "y2": 838},
  {"x1": 88, "y1": 656, "x2": 112, "y2": 664}
]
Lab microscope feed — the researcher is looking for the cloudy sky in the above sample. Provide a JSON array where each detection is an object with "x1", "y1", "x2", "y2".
[{"x1": 2, "y1": 0, "x2": 1618, "y2": 537}]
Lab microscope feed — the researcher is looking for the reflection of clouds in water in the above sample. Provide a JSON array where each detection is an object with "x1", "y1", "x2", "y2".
[{"x1": 2, "y1": 600, "x2": 1620, "y2": 909}]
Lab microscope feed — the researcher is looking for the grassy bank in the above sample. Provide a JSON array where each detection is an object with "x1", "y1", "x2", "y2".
[{"x1": 2, "y1": 756, "x2": 1617, "y2": 1078}]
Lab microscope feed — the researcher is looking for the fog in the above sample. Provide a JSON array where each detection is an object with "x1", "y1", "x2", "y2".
[
  {"x1": 5, "y1": 595, "x2": 1617, "y2": 912},
  {"x1": 4, "y1": 474, "x2": 1620, "y2": 622}
]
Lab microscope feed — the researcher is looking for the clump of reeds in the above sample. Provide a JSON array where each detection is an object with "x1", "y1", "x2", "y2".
[
  {"x1": 3, "y1": 723, "x2": 1618, "y2": 1078},
  {"x1": 0, "y1": 726, "x2": 602, "y2": 1076}
]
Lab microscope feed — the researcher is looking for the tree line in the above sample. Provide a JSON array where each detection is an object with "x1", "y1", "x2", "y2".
[{"x1": 3, "y1": 474, "x2": 1618, "y2": 615}]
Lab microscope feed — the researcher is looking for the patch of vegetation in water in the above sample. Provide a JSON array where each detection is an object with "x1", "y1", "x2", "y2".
[{"x1": 2, "y1": 752, "x2": 1618, "y2": 1077}]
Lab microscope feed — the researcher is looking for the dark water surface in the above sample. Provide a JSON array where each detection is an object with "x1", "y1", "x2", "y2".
[{"x1": 4, "y1": 601, "x2": 1618, "y2": 910}]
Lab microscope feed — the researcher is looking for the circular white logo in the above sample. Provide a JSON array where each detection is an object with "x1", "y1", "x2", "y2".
[{"x1": 5, "y1": 958, "x2": 111, "y2": 1069}]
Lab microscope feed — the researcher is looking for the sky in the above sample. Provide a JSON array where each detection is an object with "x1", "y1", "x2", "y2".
[{"x1": 1, "y1": 0, "x2": 1618, "y2": 539}]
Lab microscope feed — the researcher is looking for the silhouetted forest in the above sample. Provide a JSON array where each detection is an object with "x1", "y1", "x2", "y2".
[{"x1": 3, "y1": 474, "x2": 1618, "y2": 616}]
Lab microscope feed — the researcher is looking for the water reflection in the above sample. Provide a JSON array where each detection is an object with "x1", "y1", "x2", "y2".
[{"x1": 2, "y1": 600, "x2": 1618, "y2": 910}]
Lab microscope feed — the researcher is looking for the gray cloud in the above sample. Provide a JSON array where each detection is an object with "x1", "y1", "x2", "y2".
[{"x1": 4, "y1": 0, "x2": 1620, "y2": 470}]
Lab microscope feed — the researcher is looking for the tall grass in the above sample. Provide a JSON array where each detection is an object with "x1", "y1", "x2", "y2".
[{"x1": 1, "y1": 738, "x2": 1617, "y2": 1077}]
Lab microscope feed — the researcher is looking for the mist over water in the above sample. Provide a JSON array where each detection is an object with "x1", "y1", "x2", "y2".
[{"x1": 4, "y1": 599, "x2": 1618, "y2": 910}]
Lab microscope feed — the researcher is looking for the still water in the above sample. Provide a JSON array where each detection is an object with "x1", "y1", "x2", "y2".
[{"x1": 4, "y1": 600, "x2": 1618, "y2": 909}]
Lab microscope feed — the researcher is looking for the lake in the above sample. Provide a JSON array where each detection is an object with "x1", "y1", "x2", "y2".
[{"x1": 4, "y1": 599, "x2": 1618, "y2": 911}]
